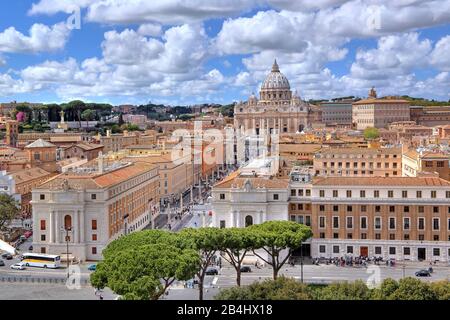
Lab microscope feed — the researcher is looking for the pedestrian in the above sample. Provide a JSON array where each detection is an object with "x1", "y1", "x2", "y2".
[{"x1": 99, "y1": 294, "x2": 103, "y2": 300}]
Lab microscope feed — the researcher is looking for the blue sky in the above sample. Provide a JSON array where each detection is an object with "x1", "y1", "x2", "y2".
[{"x1": 0, "y1": 0, "x2": 449, "y2": 106}]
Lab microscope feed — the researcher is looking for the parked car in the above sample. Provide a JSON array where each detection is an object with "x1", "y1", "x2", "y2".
[
  {"x1": 10, "y1": 263, "x2": 25, "y2": 270},
  {"x1": 88, "y1": 264, "x2": 97, "y2": 271},
  {"x1": 205, "y1": 267, "x2": 218, "y2": 275},
  {"x1": 28, "y1": 245, "x2": 33, "y2": 251},
  {"x1": 415, "y1": 269, "x2": 431, "y2": 277},
  {"x1": 240, "y1": 266, "x2": 252, "y2": 273},
  {"x1": 4, "y1": 254, "x2": 13, "y2": 260},
  {"x1": 0, "y1": 260, "x2": 5, "y2": 266}
]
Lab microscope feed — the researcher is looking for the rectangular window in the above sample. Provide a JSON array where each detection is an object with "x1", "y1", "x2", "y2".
[
  {"x1": 361, "y1": 205, "x2": 367, "y2": 212},
  {"x1": 333, "y1": 190, "x2": 338, "y2": 197},
  {"x1": 319, "y1": 245, "x2": 326, "y2": 253},
  {"x1": 375, "y1": 206, "x2": 381, "y2": 212},
  {"x1": 433, "y1": 218, "x2": 439, "y2": 230},
  {"x1": 390, "y1": 234, "x2": 396, "y2": 240},
  {"x1": 360, "y1": 190, "x2": 365, "y2": 198},
  {"x1": 388, "y1": 190, "x2": 394, "y2": 198},
  {"x1": 91, "y1": 220, "x2": 97, "y2": 230},
  {"x1": 389, "y1": 247, "x2": 396, "y2": 255},
  {"x1": 431, "y1": 191, "x2": 437, "y2": 198},
  {"x1": 404, "y1": 206, "x2": 409, "y2": 213},
  {"x1": 433, "y1": 206, "x2": 439, "y2": 213},
  {"x1": 298, "y1": 204, "x2": 303, "y2": 210},
  {"x1": 305, "y1": 190, "x2": 311, "y2": 196},
  {"x1": 333, "y1": 233, "x2": 339, "y2": 239},
  {"x1": 41, "y1": 247, "x2": 46, "y2": 254},
  {"x1": 416, "y1": 190, "x2": 422, "y2": 198},
  {"x1": 346, "y1": 216, "x2": 353, "y2": 229},
  {"x1": 403, "y1": 218, "x2": 410, "y2": 230},
  {"x1": 319, "y1": 233, "x2": 325, "y2": 239},
  {"x1": 389, "y1": 206, "x2": 395, "y2": 213},
  {"x1": 418, "y1": 218, "x2": 425, "y2": 230},
  {"x1": 446, "y1": 191, "x2": 450, "y2": 198},
  {"x1": 433, "y1": 235, "x2": 439, "y2": 241},
  {"x1": 347, "y1": 205, "x2": 352, "y2": 212},
  {"x1": 319, "y1": 216, "x2": 326, "y2": 228},
  {"x1": 375, "y1": 233, "x2": 381, "y2": 240},
  {"x1": 273, "y1": 194, "x2": 279, "y2": 200},
  {"x1": 333, "y1": 205, "x2": 339, "y2": 212},
  {"x1": 298, "y1": 189, "x2": 304, "y2": 197},
  {"x1": 374, "y1": 190, "x2": 379, "y2": 198},
  {"x1": 40, "y1": 234, "x2": 46, "y2": 241},
  {"x1": 333, "y1": 216, "x2": 339, "y2": 229},
  {"x1": 219, "y1": 193, "x2": 225, "y2": 200},
  {"x1": 389, "y1": 217, "x2": 396, "y2": 230},
  {"x1": 92, "y1": 247, "x2": 97, "y2": 255},
  {"x1": 319, "y1": 205, "x2": 325, "y2": 212},
  {"x1": 360, "y1": 217, "x2": 367, "y2": 229},
  {"x1": 418, "y1": 206, "x2": 424, "y2": 213},
  {"x1": 403, "y1": 247, "x2": 410, "y2": 255},
  {"x1": 346, "y1": 190, "x2": 352, "y2": 198},
  {"x1": 319, "y1": 190, "x2": 325, "y2": 197},
  {"x1": 361, "y1": 233, "x2": 367, "y2": 239},
  {"x1": 92, "y1": 234, "x2": 97, "y2": 241},
  {"x1": 402, "y1": 191, "x2": 408, "y2": 198},
  {"x1": 375, "y1": 247, "x2": 382, "y2": 255},
  {"x1": 333, "y1": 246, "x2": 340, "y2": 254},
  {"x1": 40, "y1": 220, "x2": 46, "y2": 231},
  {"x1": 374, "y1": 217, "x2": 381, "y2": 230},
  {"x1": 347, "y1": 246, "x2": 353, "y2": 254},
  {"x1": 291, "y1": 189, "x2": 296, "y2": 196},
  {"x1": 91, "y1": 194, "x2": 97, "y2": 200},
  {"x1": 305, "y1": 216, "x2": 311, "y2": 226},
  {"x1": 40, "y1": 194, "x2": 45, "y2": 200},
  {"x1": 433, "y1": 248, "x2": 440, "y2": 256}
]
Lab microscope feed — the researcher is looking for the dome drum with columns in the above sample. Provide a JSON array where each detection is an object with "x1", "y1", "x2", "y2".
[{"x1": 234, "y1": 60, "x2": 312, "y2": 134}]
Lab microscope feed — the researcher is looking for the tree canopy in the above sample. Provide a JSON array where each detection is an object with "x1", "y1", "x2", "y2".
[
  {"x1": 248, "y1": 221, "x2": 312, "y2": 279},
  {"x1": 363, "y1": 127, "x2": 380, "y2": 140},
  {"x1": 0, "y1": 194, "x2": 20, "y2": 231}
]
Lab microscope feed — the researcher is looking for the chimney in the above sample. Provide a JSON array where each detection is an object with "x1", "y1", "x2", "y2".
[{"x1": 98, "y1": 152, "x2": 104, "y2": 174}]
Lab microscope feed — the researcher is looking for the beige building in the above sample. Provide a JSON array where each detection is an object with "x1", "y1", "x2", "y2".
[
  {"x1": 234, "y1": 60, "x2": 311, "y2": 134},
  {"x1": 403, "y1": 150, "x2": 450, "y2": 181},
  {"x1": 314, "y1": 147, "x2": 402, "y2": 177},
  {"x1": 32, "y1": 161, "x2": 160, "y2": 261},
  {"x1": 308, "y1": 176, "x2": 450, "y2": 261},
  {"x1": 352, "y1": 88, "x2": 410, "y2": 130}
]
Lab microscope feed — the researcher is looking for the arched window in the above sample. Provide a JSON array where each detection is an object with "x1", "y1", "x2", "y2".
[
  {"x1": 245, "y1": 215, "x2": 253, "y2": 227},
  {"x1": 64, "y1": 215, "x2": 72, "y2": 230}
]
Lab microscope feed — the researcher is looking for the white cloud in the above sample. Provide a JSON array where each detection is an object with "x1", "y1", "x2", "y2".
[
  {"x1": 0, "y1": 23, "x2": 71, "y2": 53},
  {"x1": 430, "y1": 35, "x2": 450, "y2": 71},
  {"x1": 137, "y1": 23, "x2": 162, "y2": 37},
  {"x1": 29, "y1": 0, "x2": 96, "y2": 15}
]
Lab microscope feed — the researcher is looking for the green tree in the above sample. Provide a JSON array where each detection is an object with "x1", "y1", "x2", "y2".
[
  {"x1": 363, "y1": 127, "x2": 379, "y2": 140},
  {"x1": 249, "y1": 221, "x2": 312, "y2": 280},
  {"x1": 314, "y1": 280, "x2": 372, "y2": 300},
  {"x1": 0, "y1": 194, "x2": 20, "y2": 231},
  {"x1": 390, "y1": 277, "x2": 436, "y2": 300},
  {"x1": 430, "y1": 281, "x2": 450, "y2": 300},
  {"x1": 179, "y1": 228, "x2": 225, "y2": 300},
  {"x1": 91, "y1": 243, "x2": 199, "y2": 300},
  {"x1": 81, "y1": 109, "x2": 96, "y2": 128},
  {"x1": 67, "y1": 100, "x2": 86, "y2": 128},
  {"x1": 220, "y1": 228, "x2": 257, "y2": 286},
  {"x1": 371, "y1": 278, "x2": 399, "y2": 300}
]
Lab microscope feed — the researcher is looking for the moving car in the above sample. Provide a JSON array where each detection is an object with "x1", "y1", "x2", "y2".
[
  {"x1": 4, "y1": 254, "x2": 13, "y2": 260},
  {"x1": 88, "y1": 264, "x2": 97, "y2": 271},
  {"x1": 0, "y1": 260, "x2": 5, "y2": 267},
  {"x1": 415, "y1": 269, "x2": 431, "y2": 277},
  {"x1": 10, "y1": 263, "x2": 25, "y2": 270},
  {"x1": 240, "y1": 266, "x2": 252, "y2": 273},
  {"x1": 205, "y1": 267, "x2": 218, "y2": 275}
]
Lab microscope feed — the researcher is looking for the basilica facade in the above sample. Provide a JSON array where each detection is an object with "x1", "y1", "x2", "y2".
[{"x1": 234, "y1": 60, "x2": 315, "y2": 134}]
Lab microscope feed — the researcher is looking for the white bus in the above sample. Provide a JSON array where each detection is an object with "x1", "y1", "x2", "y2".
[{"x1": 20, "y1": 253, "x2": 61, "y2": 269}]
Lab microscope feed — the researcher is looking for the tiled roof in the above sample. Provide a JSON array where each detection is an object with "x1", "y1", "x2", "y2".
[
  {"x1": 25, "y1": 139, "x2": 56, "y2": 148},
  {"x1": 11, "y1": 168, "x2": 53, "y2": 183},
  {"x1": 93, "y1": 162, "x2": 156, "y2": 188},
  {"x1": 319, "y1": 147, "x2": 401, "y2": 155},
  {"x1": 313, "y1": 176, "x2": 450, "y2": 186},
  {"x1": 66, "y1": 142, "x2": 104, "y2": 151}
]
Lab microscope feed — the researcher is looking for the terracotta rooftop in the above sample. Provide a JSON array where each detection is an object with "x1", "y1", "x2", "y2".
[
  {"x1": 25, "y1": 139, "x2": 56, "y2": 148},
  {"x1": 319, "y1": 147, "x2": 401, "y2": 155},
  {"x1": 11, "y1": 168, "x2": 53, "y2": 183},
  {"x1": 65, "y1": 142, "x2": 104, "y2": 151},
  {"x1": 313, "y1": 176, "x2": 450, "y2": 187}
]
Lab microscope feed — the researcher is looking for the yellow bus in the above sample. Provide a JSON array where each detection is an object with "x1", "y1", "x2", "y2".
[{"x1": 21, "y1": 253, "x2": 61, "y2": 269}]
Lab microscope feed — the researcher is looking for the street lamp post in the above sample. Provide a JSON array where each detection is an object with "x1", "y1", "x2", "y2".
[
  {"x1": 61, "y1": 227, "x2": 72, "y2": 279},
  {"x1": 300, "y1": 243, "x2": 304, "y2": 284}
]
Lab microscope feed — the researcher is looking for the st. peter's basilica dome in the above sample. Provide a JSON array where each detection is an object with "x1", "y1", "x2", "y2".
[{"x1": 261, "y1": 60, "x2": 290, "y2": 90}]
